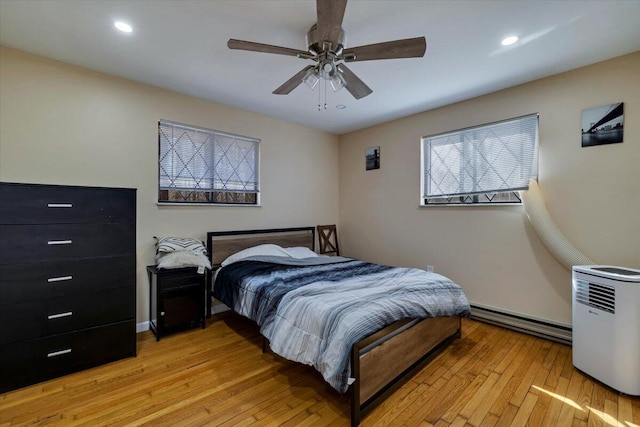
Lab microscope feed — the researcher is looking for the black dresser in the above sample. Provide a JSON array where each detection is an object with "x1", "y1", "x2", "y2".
[{"x1": 0, "y1": 182, "x2": 137, "y2": 393}]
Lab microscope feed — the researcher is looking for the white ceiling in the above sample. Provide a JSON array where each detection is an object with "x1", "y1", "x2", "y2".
[{"x1": 1, "y1": 0, "x2": 639, "y2": 135}]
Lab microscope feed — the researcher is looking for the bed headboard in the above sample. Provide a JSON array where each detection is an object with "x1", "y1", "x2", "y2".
[{"x1": 206, "y1": 227, "x2": 315, "y2": 268}]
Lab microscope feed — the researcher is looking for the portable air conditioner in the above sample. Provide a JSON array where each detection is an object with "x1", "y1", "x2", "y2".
[{"x1": 572, "y1": 265, "x2": 640, "y2": 395}]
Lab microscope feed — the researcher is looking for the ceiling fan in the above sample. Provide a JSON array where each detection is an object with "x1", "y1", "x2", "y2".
[{"x1": 227, "y1": 0, "x2": 427, "y2": 101}]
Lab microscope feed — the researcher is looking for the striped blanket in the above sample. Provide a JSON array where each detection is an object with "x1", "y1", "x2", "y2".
[{"x1": 214, "y1": 256, "x2": 470, "y2": 393}]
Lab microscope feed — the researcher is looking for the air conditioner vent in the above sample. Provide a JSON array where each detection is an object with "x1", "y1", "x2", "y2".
[{"x1": 575, "y1": 279, "x2": 615, "y2": 314}]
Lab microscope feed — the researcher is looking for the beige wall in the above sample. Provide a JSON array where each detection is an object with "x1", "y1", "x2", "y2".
[
  {"x1": 338, "y1": 52, "x2": 640, "y2": 325},
  {"x1": 2, "y1": 46, "x2": 638, "y2": 328},
  {"x1": 0, "y1": 47, "x2": 340, "y2": 325}
]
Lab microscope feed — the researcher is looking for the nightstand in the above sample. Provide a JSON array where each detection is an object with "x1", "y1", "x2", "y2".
[{"x1": 146, "y1": 266, "x2": 206, "y2": 341}]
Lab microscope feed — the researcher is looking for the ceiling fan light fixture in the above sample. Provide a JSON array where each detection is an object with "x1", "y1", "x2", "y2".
[
  {"x1": 319, "y1": 61, "x2": 336, "y2": 80},
  {"x1": 330, "y1": 72, "x2": 347, "y2": 92},
  {"x1": 303, "y1": 68, "x2": 320, "y2": 90}
]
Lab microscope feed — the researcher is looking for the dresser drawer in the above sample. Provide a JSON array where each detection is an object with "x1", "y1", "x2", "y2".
[
  {"x1": 0, "y1": 255, "x2": 135, "y2": 304},
  {"x1": 0, "y1": 287, "x2": 135, "y2": 345},
  {"x1": 0, "y1": 183, "x2": 135, "y2": 225},
  {"x1": 0, "y1": 223, "x2": 135, "y2": 265},
  {"x1": 0, "y1": 320, "x2": 136, "y2": 393}
]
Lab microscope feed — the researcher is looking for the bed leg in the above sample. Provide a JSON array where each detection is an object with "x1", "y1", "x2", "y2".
[
  {"x1": 262, "y1": 337, "x2": 266, "y2": 354},
  {"x1": 206, "y1": 270, "x2": 212, "y2": 319},
  {"x1": 351, "y1": 395, "x2": 361, "y2": 427},
  {"x1": 351, "y1": 346, "x2": 361, "y2": 426}
]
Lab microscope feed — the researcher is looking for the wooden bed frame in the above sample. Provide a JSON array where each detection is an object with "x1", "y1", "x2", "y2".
[{"x1": 206, "y1": 227, "x2": 462, "y2": 426}]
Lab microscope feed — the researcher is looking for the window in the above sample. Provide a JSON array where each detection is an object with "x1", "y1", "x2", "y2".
[
  {"x1": 421, "y1": 114, "x2": 538, "y2": 205},
  {"x1": 158, "y1": 120, "x2": 259, "y2": 205}
]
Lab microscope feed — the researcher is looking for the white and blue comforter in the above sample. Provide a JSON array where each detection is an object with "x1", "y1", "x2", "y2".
[{"x1": 213, "y1": 256, "x2": 470, "y2": 393}]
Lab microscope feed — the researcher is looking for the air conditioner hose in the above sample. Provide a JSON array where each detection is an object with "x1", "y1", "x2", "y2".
[{"x1": 522, "y1": 179, "x2": 594, "y2": 269}]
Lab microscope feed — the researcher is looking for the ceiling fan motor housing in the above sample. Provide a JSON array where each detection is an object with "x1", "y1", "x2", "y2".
[{"x1": 306, "y1": 23, "x2": 346, "y2": 54}]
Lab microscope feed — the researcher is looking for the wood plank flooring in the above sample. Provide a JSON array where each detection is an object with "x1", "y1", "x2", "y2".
[{"x1": 1, "y1": 314, "x2": 638, "y2": 426}]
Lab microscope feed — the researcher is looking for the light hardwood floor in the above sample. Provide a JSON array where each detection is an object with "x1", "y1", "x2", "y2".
[{"x1": 1, "y1": 314, "x2": 638, "y2": 426}]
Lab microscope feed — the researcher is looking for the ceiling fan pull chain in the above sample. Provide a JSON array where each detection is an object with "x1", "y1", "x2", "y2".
[
  {"x1": 318, "y1": 80, "x2": 322, "y2": 111},
  {"x1": 324, "y1": 78, "x2": 328, "y2": 110}
]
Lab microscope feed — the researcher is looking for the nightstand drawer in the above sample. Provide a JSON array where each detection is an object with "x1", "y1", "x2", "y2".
[
  {"x1": 0, "y1": 320, "x2": 136, "y2": 393},
  {"x1": 0, "y1": 255, "x2": 135, "y2": 304},
  {"x1": 160, "y1": 271, "x2": 207, "y2": 291},
  {"x1": 0, "y1": 223, "x2": 135, "y2": 265},
  {"x1": 0, "y1": 287, "x2": 135, "y2": 345},
  {"x1": 0, "y1": 183, "x2": 135, "y2": 225}
]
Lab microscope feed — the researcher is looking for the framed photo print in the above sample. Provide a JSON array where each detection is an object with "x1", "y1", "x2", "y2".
[
  {"x1": 581, "y1": 102, "x2": 624, "y2": 147},
  {"x1": 365, "y1": 146, "x2": 380, "y2": 170}
]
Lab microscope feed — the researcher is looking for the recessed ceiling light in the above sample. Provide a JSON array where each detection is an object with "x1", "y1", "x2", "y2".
[
  {"x1": 114, "y1": 21, "x2": 133, "y2": 33},
  {"x1": 336, "y1": 104, "x2": 346, "y2": 110},
  {"x1": 501, "y1": 36, "x2": 518, "y2": 46}
]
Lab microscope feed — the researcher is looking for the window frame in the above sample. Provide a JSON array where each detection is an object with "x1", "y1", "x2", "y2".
[
  {"x1": 420, "y1": 114, "x2": 539, "y2": 207},
  {"x1": 157, "y1": 120, "x2": 260, "y2": 206}
]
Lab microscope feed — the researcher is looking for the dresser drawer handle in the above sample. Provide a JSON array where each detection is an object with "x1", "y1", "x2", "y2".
[
  {"x1": 47, "y1": 203, "x2": 73, "y2": 208},
  {"x1": 47, "y1": 349, "x2": 72, "y2": 358},
  {"x1": 48, "y1": 311, "x2": 73, "y2": 320},
  {"x1": 47, "y1": 240, "x2": 72, "y2": 245},
  {"x1": 48, "y1": 276, "x2": 73, "y2": 283}
]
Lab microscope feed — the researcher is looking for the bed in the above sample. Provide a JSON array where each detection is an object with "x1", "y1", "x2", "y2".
[{"x1": 206, "y1": 227, "x2": 470, "y2": 426}]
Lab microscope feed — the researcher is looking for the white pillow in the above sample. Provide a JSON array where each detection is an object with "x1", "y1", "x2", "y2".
[
  {"x1": 283, "y1": 246, "x2": 318, "y2": 259},
  {"x1": 221, "y1": 244, "x2": 291, "y2": 267},
  {"x1": 156, "y1": 251, "x2": 212, "y2": 270}
]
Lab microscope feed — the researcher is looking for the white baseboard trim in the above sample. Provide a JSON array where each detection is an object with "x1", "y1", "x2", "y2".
[
  {"x1": 136, "y1": 321, "x2": 149, "y2": 333},
  {"x1": 135, "y1": 303, "x2": 228, "y2": 335},
  {"x1": 137, "y1": 303, "x2": 571, "y2": 345},
  {"x1": 211, "y1": 302, "x2": 230, "y2": 315},
  {"x1": 470, "y1": 303, "x2": 572, "y2": 345}
]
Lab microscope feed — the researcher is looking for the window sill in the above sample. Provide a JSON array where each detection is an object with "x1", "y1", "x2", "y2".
[
  {"x1": 419, "y1": 203, "x2": 523, "y2": 208},
  {"x1": 157, "y1": 202, "x2": 261, "y2": 208}
]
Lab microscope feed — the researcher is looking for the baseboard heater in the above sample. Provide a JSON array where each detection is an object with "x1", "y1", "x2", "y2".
[{"x1": 470, "y1": 304, "x2": 572, "y2": 345}]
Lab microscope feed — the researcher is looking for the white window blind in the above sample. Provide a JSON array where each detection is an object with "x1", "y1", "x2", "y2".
[
  {"x1": 422, "y1": 114, "x2": 538, "y2": 201},
  {"x1": 158, "y1": 120, "x2": 259, "y2": 204}
]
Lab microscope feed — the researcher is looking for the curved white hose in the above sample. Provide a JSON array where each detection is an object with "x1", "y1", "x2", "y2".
[{"x1": 522, "y1": 179, "x2": 594, "y2": 269}]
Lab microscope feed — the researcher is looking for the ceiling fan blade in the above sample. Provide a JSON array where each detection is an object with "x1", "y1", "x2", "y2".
[
  {"x1": 342, "y1": 37, "x2": 427, "y2": 62},
  {"x1": 273, "y1": 65, "x2": 316, "y2": 95},
  {"x1": 228, "y1": 39, "x2": 307, "y2": 57},
  {"x1": 337, "y1": 64, "x2": 372, "y2": 100},
  {"x1": 316, "y1": 0, "x2": 347, "y2": 49}
]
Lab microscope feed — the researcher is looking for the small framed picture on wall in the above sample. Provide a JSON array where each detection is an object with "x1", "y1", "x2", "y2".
[
  {"x1": 366, "y1": 146, "x2": 380, "y2": 170},
  {"x1": 581, "y1": 102, "x2": 624, "y2": 147}
]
